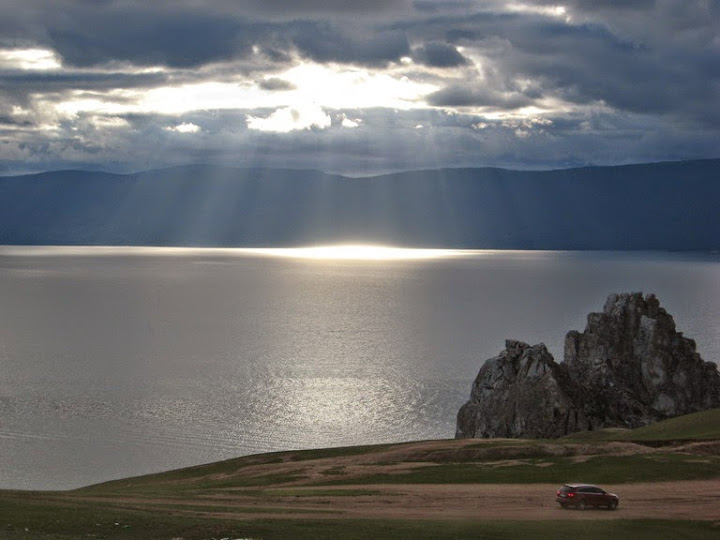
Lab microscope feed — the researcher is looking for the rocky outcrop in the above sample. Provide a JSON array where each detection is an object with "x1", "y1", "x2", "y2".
[
  {"x1": 564, "y1": 292, "x2": 720, "y2": 428},
  {"x1": 455, "y1": 341, "x2": 589, "y2": 439},
  {"x1": 456, "y1": 293, "x2": 720, "y2": 439}
]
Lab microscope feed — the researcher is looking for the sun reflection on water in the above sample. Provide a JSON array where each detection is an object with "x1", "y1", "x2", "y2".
[
  {"x1": 241, "y1": 244, "x2": 471, "y2": 260},
  {"x1": 0, "y1": 244, "x2": 475, "y2": 261}
]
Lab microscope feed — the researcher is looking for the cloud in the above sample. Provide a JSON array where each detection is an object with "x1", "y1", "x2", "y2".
[
  {"x1": 47, "y1": 12, "x2": 256, "y2": 68},
  {"x1": 4, "y1": 104, "x2": 716, "y2": 177},
  {"x1": 165, "y1": 122, "x2": 201, "y2": 134},
  {"x1": 0, "y1": 48, "x2": 62, "y2": 70},
  {"x1": 413, "y1": 1, "x2": 475, "y2": 14},
  {"x1": 258, "y1": 77, "x2": 296, "y2": 91},
  {"x1": 2, "y1": 2, "x2": 414, "y2": 69},
  {"x1": 340, "y1": 115, "x2": 361, "y2": 128},
  {"x1": 246, "y1": 104, "x2": 331, "y2": 132},
  {"x1": 409, "y1": 4, "x2": 720, "y2": 126},
  {"x1": 427, "y1": 84, "x2": 533, "y2": 109},
  {"x1": 0, "y1": 68, "x2": 170, "y2": 95},
  {"x1": 411, "y1": 42, "x2": 468, "y2": 67},
  {"x1": 237, "y1": 0, "x2": 412, "y2": 16},
  {"x1": 0, "y1": 0, "x2": 717, "y2": 175},
  {"x1": 289, "y1": 24, "x2": 410, "y2": 66}
]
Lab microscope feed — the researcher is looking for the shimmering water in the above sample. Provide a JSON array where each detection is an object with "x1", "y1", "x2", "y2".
[{"x1": 0, "y1": 248, "x2": 719, "y2": 490}]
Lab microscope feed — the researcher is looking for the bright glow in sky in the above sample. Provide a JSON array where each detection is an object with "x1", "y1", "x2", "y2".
[
  {"x1": 341, "y1": 116, "x2": 361, "y2": 128},
  {"x1": 277, "y1": 63, "x2": 437, "y2": 110},
  {"x1": 165, "y1": 122, "x2": 201, "y2": 133},
  {"x1": 48, "y1": 63, "x2": 438, "y2": 123},
  {"x1": 506, "y1": 3, "x2": 570, "y2": 21},
  {"x1": 0, "y1": 48, "x2": 62, "y2": 70}
]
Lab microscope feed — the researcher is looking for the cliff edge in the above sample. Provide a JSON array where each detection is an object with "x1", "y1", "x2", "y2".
[{"x1": 456, "y1": 293, "x2": 720, "y2": 439}]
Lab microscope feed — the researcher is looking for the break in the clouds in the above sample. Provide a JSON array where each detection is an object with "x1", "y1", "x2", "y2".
[{"x1": 0, "y1": 0, "x2": 718, "y2": 174}]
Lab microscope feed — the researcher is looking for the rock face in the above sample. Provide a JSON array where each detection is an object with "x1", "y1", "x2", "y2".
[
  {"x1": 455, "y1": 341, "x2": 588, "y2": 439},
  {"x1": 456, "y1": 293, "x2": 720, "y2": 439},
  {"x1": 564, "y1": 292, "x2": 720, "y2": 428}
]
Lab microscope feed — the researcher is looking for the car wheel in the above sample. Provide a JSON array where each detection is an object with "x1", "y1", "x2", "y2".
[
  {"x1": 608, "y1": 500, "x2": 618, "y2": 510},
  {"x1": 559, "y1": 502, "x2": 567, "y2": 509},
  {"x1": 578, "y1": 500, "x2": 586, "y2": 510}
]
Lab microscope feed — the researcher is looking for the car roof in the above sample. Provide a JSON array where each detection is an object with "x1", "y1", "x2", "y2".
[{"x1": 563, "y1": 483, "x2": 599, "y2": 488}]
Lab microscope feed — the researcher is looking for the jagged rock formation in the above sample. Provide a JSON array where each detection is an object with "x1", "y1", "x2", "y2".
[
  {"x1": 456, "y1": 293, "x2": 720, "y2": 439},
  {"x1": 564, "y1": 292, "x2": 720, "y2": 428},
  {"x1": 455, "y1": 341, "x2": 588, "y2": 439}
]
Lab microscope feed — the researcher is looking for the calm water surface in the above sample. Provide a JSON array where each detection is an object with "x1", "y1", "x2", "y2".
[{"x1": 0, "y1": 248, "x2": 719, "y2": 490}]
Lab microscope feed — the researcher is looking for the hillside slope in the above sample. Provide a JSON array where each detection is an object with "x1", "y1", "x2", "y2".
[
  {"x1": 0, "y1": 409, "x2": 718, "y2": 538},
  {"x1": 1, "y1": 160, "x2": 718, "y2": 249}
]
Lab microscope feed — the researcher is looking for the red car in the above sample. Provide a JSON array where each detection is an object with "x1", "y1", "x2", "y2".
[{"x1": 556, "y1": 483, "x2": 619, "y2": 510}]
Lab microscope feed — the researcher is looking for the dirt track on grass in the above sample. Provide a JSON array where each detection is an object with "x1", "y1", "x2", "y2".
[
  {"x1": 45, "y1": 439, "x2": 720, "y2": 523},
  {"x1": 255, "y1": 480, "x2": 720, "y2": 521},
  {"x1": 66, "y1": 480, "x2": 720, "y2": 522}
]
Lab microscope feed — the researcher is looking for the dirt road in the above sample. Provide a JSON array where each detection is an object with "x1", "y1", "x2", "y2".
[
  {"x1": 288, "y1": 480, "x2": 720, "y2": 521},
  {"x1": 50, "y1": 439, "x2": 720, "y2": 523},
  {"x1": 68, "y1": 480, "x2": 720, "y2": 523}
]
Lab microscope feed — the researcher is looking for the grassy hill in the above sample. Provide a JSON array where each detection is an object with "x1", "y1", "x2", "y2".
[
  {"x1": 563, "y1": 407, "x2": 720, "y2": 442},
  {"x1": 1, "y1": 408, "x2": 719, "y2": 539}
]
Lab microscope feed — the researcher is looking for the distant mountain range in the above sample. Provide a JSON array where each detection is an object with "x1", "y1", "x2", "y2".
[{"x1": 1, "y1": 159, "x2": 718, "y2": 250}]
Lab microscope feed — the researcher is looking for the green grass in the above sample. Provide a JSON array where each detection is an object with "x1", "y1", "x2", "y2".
[
  {"x1": 564, "y1": 408, "x2": 720, "y2": 442},
  {"x1": 624, "y1": 407, "x2": 720, "y2": 441},
  {"x1": 270, "y1": 488, "x2": 386, "y2": 497},
  {"x1": 0, "y1": 497, "x2": 215, "y2": 539},
  {"x1": 0, "y1": 497, "x2": 718, "y2": 540},
  {"x1": 2, "y1": 409, "x2": 718, "y2": 537},
  {"x1": 287, "y1": 443, "x2": 395, "y2": 461},
  {"x1": 75, "y1": 443, "x2": 396, "y2": 496},
  {"x1": 78, "y1": 469, "x2": 308, "y2": 498},
  {"x1": 76, "y1": 455, "x2": 281, "y2": 492},
  {"x1": 416, "y1": 442, "x2": 578, "y2": 462},
  {"x1": 320, "y1": 465, "x2": 346, "y2": 475},
  {"x1": 319, "y1": 454, "x2": 720, "y2": 486},
  {"x1": 71, "y1": 408, "x2": 720, "y2": 496}
]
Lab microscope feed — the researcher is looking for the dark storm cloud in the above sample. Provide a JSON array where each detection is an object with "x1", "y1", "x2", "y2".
[
  {"x1": 0, "y1": 69, "x2": 168, "y2": 121},
  {"x1": 539, "y1": 0, "x2": 700, "y2": 20},
  {"x1": 507, "y1": 19, "x2": 719, "y2": 125},
  {"x1": 411, "y1": 42, "x2": 468, "y2": 67},
  {"x1": 1, "y1": 1, "x2": 414, "y2": 68},
  {"x1": 427, "y1": 84, "x2": 531, "y2": 109},
  {"x1": 289, "y1": 23, "x2": 410, "y2": 66},
  {"x1": 0, "y1": 70, "x2": 169, "y2": 93},
  {"x1": 48, "y1": 16, "x2": 252, "y2": 68},
  {"x1": 258, "y1": 78, "x2": 296, "y2": 91},
  {"x1": 239, "y1": 0, "x2": 412, "y2": 16},
  {"x1": 0, "y1": 114, "x2": 33, "y2": 127},
  {"x1": 413, "y1": 1, "x2": 476, "y2": 14},
  {"x1": 400, "y1": 5, "x2": 720, "y2": 127},
  {"x1": 0, "y1": 2, "x2": 259, "y2": 68},
  {"x1": 49, "y1": 15, "x2": 409, "y2": 69}
]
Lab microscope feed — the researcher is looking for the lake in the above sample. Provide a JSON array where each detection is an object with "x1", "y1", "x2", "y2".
[{"x1": 0, "y1": 247, "x2": 719, "y2": 490}]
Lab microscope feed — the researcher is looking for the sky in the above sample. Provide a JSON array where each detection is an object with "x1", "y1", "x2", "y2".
[{"x1": 1, "y1": 0, "x2": 718, "y2": 175}]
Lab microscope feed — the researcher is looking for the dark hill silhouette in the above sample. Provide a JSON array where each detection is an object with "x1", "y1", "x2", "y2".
[{"x1": 1, "y1": 160, "x2": 718, "y2": 249}]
